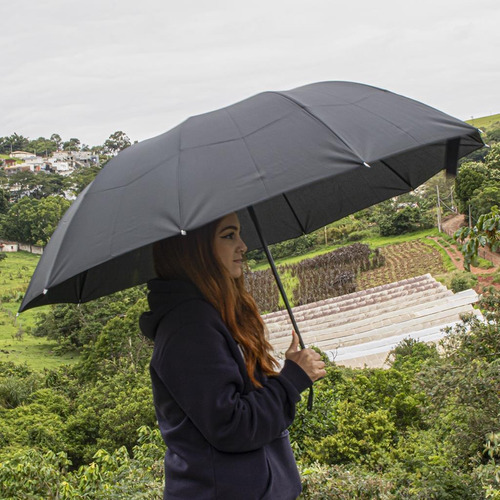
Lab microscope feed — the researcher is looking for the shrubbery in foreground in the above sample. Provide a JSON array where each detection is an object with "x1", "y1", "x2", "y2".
[{"x1": 1, "y1": 290, "x2": 499, "y2": 498}]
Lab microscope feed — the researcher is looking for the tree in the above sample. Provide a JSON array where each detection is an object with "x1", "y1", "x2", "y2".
[
  {"x1": 66, "y1": 165, "x2": 101, "y2": 196},
  {"x1": 0, "y1": 133, "x2": 30, "y2": 154},
  {"x1": 32, "y1": 287, "x2": 146, "y2": 351},
  {"x1": 484, "y1": 142, "x2": 500, "y2": 170},
  {"x1": 454, "y1": 162, "x2": 488, "y2": 212},
  {"x1": 27, "y1": 137, "x2": 58, "y2": 156},
  {"x1": 62, "y1": 138, "x2": 81, "y2": 151},
  {"x1": 103, "y1": 131, "x2": 131, "y2": 156},
  {"x1": 7, "y1": 170, "x2": 37, "y2": 201},
  {"x1": 469, "y1": 184, "x2": 500, "y2": 221},
  {"x1": 1, "y1": 196, "x2": 70, "y2": 245},
  {"x1": 50, "y1": 133, "x2": 62, "y2": 151},
  {"x1": 30, "y1": 173, "x2": 67, "y2": 199},
  {"x1": 455, "y1": 144, "x2": 500, "y2": 215},
  {"x1": 0, "y1": 188, "x2": 9, "y2": 214},
  {"x1": 455, "y1": 205, "x2": 500, "y2": 270},
  {"x1": 377, "y1": 205, "x2": 433, "y2": 236}
]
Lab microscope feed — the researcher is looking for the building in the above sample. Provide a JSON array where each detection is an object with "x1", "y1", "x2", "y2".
[
  {"x1": 0, "y1": 241, "x2": 19, "y2": 252},
  {"x1": 10, "y1": 151, "x2": 35, "y2": 160}
]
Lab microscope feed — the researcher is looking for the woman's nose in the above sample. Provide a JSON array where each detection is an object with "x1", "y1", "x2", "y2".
[{"x1": 238, "y1": 237, "x2": 247, "y2": 254}]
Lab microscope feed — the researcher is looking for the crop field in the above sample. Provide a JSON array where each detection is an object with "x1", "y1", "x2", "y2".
[
  {"x1": 0, "y1": 252, "x2": 78, "y2": 369},
  {"x1": 357, "y1": 240, "x2": 447, "y2": 290}
]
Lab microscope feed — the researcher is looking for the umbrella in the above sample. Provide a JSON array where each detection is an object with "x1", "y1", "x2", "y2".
[{"x1": 20, "y1": 81, "x2": 483, "y2": 318}]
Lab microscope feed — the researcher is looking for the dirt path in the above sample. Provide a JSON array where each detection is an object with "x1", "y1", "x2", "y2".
[
  {"x1": 440, "y1": 213, "x2": 500, "y2": 267},
  {"x1": 428, "y1": 236, "x2": 492, "y2": 274}
]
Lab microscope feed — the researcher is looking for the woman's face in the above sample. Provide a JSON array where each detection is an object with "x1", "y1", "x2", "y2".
[{"x1": 213, "y1": 213, "x2": 247, "y2": 279}]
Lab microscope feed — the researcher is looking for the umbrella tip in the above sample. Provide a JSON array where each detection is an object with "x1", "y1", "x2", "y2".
[
  {"x1": 180, "y1": 229, "x2": 187, "y2": 236},
  {"x1": 363, "y1": 162, "x2": 371, "y2": 168},
  {"x1": 43, "y1": 288, "x2": 48, "y2": 295}
]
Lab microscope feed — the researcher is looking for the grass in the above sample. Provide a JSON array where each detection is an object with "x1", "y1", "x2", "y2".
[
  {"x1": 467, "y1": 113, "x2": 500, "y2": 129},
  {"x1": 0, "y1": 154, "x2": 22, "y2": 163},
  {"x1": 422, "y1": 238, "x2": 457, "y2": 273},
  {"x1": 0, "y1": 252, "x2": 79, "y2": 370},
  {"x1": 477, "y1": 257, "x2": 494, "y2": 270},
  {"x1": 253, "y1": 244, "x2": 344, "y2": 270}
]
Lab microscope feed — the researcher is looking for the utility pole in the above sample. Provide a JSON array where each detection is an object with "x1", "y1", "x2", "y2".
[
  {"x1": 469, "y1": 204, "x2": 472, "y2": 228},
  {"x1": 436, "y1": 185, "x2": 442, "y2": 232}
]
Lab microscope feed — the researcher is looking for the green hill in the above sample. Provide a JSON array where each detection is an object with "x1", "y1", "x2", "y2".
[
  {"x1": 0, "y1": 252, "x2": 78, "y2": 369},
  {"x1": 467, "y1": 113, "x2": 500, "y2": 129}
]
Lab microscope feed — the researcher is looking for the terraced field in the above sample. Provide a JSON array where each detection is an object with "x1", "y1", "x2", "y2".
[{"x1": 357, "y1": 240, "x2": 447, "y2": 291}]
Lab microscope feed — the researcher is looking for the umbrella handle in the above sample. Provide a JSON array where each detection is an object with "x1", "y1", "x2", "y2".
[{"x1": 247, "y1": 206, "x2": 314, "y2": 411}]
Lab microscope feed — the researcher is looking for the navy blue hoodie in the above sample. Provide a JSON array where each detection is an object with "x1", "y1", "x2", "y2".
[{"x1": 139, "y1": 279, "x2": 312, "y2": 500}]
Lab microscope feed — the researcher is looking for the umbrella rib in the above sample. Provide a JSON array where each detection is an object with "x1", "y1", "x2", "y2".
[
  {"x1": 281, "y1": 193, "x2": 307, "y2": 234},
  {"x1": 379, "y1": 160, "x2": 415, "y2": 190},
  {"x1": 270, "y1": 91, "x2": 365, "y2": 163},
  {"x1": 223, "y1": 109, "x2": 272, "y2": 199}
]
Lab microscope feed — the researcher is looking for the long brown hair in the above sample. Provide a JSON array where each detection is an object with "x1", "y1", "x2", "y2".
[{"x1": 153, "y1": 217, "x2": 279, "y2": 387}]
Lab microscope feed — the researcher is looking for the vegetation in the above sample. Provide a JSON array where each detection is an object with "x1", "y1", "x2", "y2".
[
  {"x1": 0, "y1": 290, "x2": 498, "y2": 498},
  {"x1": 0, "y1": 116, "x2": 498, "y2": 497},
  {"x1": 0, "y1": 252, "x2": 77, "y2": 369},
  {"x1": 455, "y1": 205, "x2": 500, "y2": 271},
  {"x1": 0, "y1": 131, "x2": 132, "y2": 158}
]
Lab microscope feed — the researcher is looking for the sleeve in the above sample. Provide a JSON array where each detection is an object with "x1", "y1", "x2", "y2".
[{"x1": 151, "y1": 312, "x2": 312, "y2": 454}]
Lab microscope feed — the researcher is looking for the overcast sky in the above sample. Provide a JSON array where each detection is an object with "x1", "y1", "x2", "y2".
[{"x1": 2, "y1": 0, "x2": 499, "y2": 147}]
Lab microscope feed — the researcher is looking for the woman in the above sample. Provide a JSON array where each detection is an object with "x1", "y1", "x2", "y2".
[{"x1": 140, "y1": 212, "x2": 325, "y2": 499}]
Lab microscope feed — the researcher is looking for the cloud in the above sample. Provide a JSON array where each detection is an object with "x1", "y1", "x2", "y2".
[{"x1": 1, "y1": 0, "x2": 498, "y2": 146}]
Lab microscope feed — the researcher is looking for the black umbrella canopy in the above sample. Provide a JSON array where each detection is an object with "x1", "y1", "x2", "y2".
[{"x1": 19, "y1": 81, "x2": 484, "y2": 312}]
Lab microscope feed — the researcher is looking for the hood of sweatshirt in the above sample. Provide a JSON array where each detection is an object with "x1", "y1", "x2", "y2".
[{"x1": 139, "y1": 279, "x2": 203, "y2": 340}]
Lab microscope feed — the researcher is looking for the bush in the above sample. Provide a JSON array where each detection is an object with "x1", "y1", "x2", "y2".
[
  {"x1": 378, "y1": 205, "x2": 433, "y2": 236},
  {"x1": 0, "y1": 427, "x2": 165, "y2": 499},
  {"x1": 299, "y1": 462, "x2": 395, "y2": 499},
  {"x1": 346, "y1": 229, "x2": 374, "y2": 242},
  {"x1": 450, "y1": 271, "x2": 478, "y2": 293}
]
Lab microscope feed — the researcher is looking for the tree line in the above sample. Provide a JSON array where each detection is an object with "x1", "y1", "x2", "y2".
[
  {"x1": 0, "y1": 131, "x2": 132, "y2": 157},
  {"x1": 1, "y1": 120, "x2": 499, "y2": 252}
]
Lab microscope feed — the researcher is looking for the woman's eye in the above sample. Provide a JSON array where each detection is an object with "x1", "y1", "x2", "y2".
[{"x1": 222, "y1": 232, "x2": 235, "y2": 240}]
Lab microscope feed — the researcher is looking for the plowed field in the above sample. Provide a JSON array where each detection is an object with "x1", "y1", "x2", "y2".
[{"x1": 357, "y1": 240, "x2": 446, "y2": 291}]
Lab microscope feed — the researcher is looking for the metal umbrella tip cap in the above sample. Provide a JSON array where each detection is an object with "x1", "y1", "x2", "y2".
[
  {"x1": 180, "y1": 230, "x2": 187, "y2": 236},
  {"x1": 43, "y1": 289, "x2": 48, "y2": 295},
  {"x1": 363, "y1": 162, "x2": 372, "y2": 168}
]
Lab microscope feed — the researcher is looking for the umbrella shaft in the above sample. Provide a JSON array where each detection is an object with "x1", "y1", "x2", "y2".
[
  {"x1": 247, "y1": 206, "x2": 313, "y2": 411},
  {"x1": 247, "y1": 206, "x2": 305, "y2": 349}
]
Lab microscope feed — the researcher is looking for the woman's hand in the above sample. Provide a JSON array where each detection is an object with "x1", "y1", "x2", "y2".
[{"x1": 285, "y1": 331, "x2": 326, "y2": 382}]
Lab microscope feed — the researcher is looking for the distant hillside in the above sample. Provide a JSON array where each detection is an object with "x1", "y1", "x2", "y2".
[{"x1": 467, "y1": 113, "x2": 500, "y2": 129}]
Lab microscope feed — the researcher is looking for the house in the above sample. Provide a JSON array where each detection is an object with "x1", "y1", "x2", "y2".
[
  {"x1": 48, "y1": 160, "x2": 72, "y2": 175},
  {"x1": 2, "y1": 159, "x2": 17, "y2": 168},
  {"x1": 51, "y1": 151, "x2": 99, "y2": 169},
  {"x1": 10, "y1": 151, "x2": 35, "y2": 160},
  {"x1": 24, "y1": 156, "x2": 47, "y2": 171},
  {"x1": 4, "y1": 164, "x2": 32, "y2": 175},
  {"x1": 0, "y1": 241, "x2": 19, "y2": 252}
]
